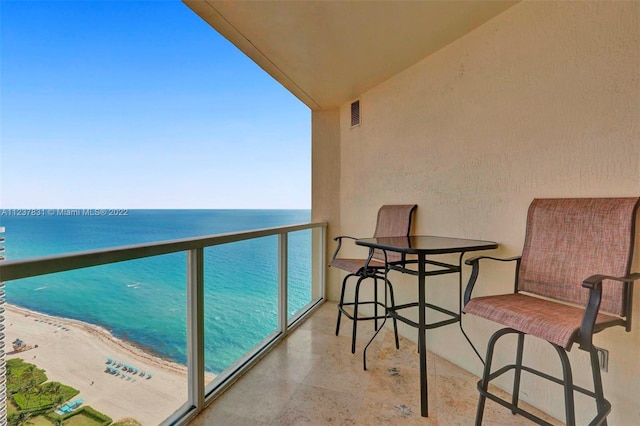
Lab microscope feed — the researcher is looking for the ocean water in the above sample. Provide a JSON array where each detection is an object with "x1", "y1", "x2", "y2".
[{"x1": 0, "y1": 209, "x2": 312, "y2": 374}]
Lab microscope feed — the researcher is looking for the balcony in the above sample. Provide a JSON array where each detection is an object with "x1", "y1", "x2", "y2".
[
  {"x1": 1, "y1": 220, "x2": 565, "y2": 425},
  {"x1": 178, "y1": 2, "x2": 640, "y2": 421},
  {"x1": 190, "y1": 301, "x2": 561, "y2": 425}
]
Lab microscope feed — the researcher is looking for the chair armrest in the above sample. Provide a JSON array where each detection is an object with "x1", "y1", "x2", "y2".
[
  {"x1": 581, "y1": 272, "x2": 640, "y2": 289},
  {"x1": 464, "y1": 255, "x2": 522, "y2": 266},
  {"x1": 333, "y1": 235, "x2": 357, "y2": 242},
  {"x1": 330, "y1": 235, "x2": 358, "y2": 263},
  {"x1": 578, "y1": 272, "x2": 640, "y2": 349},
  {"x1": 463, "y1": 255, "x2": 522, "y2": 306}
]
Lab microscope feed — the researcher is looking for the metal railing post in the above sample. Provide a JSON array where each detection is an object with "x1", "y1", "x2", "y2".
[
  {"x1": 320, "y1": 225, "x2": 326, "y2": 300},
  {"x1": 278, "y1": 233, "x2": 288, "y2": 333},
  {"x1": 187, "y1": 248, "x2": 205, "y2": 414}
]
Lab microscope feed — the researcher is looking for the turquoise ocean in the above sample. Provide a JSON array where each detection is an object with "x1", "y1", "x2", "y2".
[{"x1": 0, "y1": 210, "x2": 312, "y2": 374}]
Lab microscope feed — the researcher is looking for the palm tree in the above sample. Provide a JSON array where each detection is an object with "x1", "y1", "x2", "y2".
[
  {"x1": 34, "y1": 384, "x2": 47, "y2": 408},
  {"x1": 7, "y1": 367, "x2": 19, "y2": 395},
  {"x1": 20, "y1": 365, "x2": 40, "y2": 410},
  {"x1": 48, "y1": 383, "x2": 66, "y2": 411}
]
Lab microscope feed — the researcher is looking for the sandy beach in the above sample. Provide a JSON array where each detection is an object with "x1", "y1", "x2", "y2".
[{"x1": 5, "y1": 303, "x2": 193, "y2": 425}]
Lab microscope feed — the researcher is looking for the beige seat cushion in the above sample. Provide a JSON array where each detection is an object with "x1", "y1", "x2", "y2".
[
  {"x1": 464, "y1": 293, "x2": 621, "y2": 349},
  {"x1": 329, "y1": 258, "x2": 386, "y2": 275}
]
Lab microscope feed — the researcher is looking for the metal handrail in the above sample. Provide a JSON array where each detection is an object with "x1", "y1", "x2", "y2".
[{"x1": 0, "y1": 221, "x2": 327, "y2": 282}]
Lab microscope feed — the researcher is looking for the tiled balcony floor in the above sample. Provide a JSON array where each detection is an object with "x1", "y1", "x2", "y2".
[{"x1": 189, "y1": 302, "x2": 560, "y2": 425}]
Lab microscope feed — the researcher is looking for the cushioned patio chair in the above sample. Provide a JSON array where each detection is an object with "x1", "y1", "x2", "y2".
[
  {"x1": 330, "y1": 204, "x2": 417, "y2": 353},
  {"x1": 463, "y1": 197, "x2": 640, "y2": 425}
]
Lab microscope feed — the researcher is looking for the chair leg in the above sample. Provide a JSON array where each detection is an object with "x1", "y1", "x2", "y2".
[
  {"x1": 373, "y1": 277, "x2": 379, "y2": 331},
  {"x1": 476, "y1": 328, "x2": 513, "y2": 426},
  {"x1": 511, "y1": 332, "x2": 525, "y2": 414},
  {"x1": 476, "y1": 340, "x2": 494, "y2": 425},
  {"x1": 335, "y1": 274, "x2": 352, "y2": 336},
  {"x1": 386, "y1": 278, "x2": 400, "y2": 350},
  {"x1": 553, "y1": 345, "x2": 575, "y2": 426},
  {"x1": 474, "y1": 329, "x2": 607, "y2": 426},
  {"x1": 589, "y1": 348, "x2": 609, "y2": 425},
  {"x1": 351, "y1": 276, "x2": 366, "y2": 354},
  {"x1": 336, "y1": 272, "x2": 400, "y2": 355}
]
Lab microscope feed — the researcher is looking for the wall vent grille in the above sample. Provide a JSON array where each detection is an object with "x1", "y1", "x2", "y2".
[{"x1": 351, "y1": 100, "x2": 360, "y2": 127}]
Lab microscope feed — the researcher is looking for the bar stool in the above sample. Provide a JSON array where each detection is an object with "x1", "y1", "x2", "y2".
[{"x1": 330, "y1": 204, "x2": 417, "y2": 353}]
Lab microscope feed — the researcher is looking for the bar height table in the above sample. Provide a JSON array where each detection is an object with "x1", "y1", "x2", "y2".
[{"x1": 355, "y1": 235, "x2": 498, "y2": 417}]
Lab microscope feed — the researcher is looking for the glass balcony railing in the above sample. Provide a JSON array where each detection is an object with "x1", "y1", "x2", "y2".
[{"x1": 0, "y1": 222, "x2": 327, "y2": 425}]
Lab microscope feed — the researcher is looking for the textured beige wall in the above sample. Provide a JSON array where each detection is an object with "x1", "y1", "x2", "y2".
[
  {"x1": 321, "y1": 1, "x2": 639, "y2": 423},
  {"x1": 311, "y1": 109, "x2": 343, "y2": 301}
]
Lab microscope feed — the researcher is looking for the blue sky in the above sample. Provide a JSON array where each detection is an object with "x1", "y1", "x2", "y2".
[{"x1": 0, "y1": 0, "x2": 311, "y2": 209}]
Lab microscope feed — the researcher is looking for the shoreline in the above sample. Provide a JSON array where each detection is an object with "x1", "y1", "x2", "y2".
[
  {"x1": 6, "y1": 303, "x2": 189, "y2": 376},
  {"x1": 4, "y1": 303, "x2": 199, "y2": 424}
]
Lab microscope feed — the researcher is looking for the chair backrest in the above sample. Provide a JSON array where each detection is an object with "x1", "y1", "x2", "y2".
[
  {"x1": 518, "y1": 197, "x2": 639, "y2": 316},
  {"x1": 372, "y1": 204, "x2": 417, "y2": 263}
]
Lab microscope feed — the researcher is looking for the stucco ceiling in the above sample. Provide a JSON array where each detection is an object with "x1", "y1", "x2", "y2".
[{"x1": 183, "y1": 0, "x2": 518, "y2": 111}]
